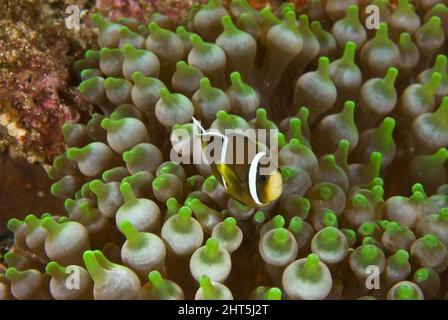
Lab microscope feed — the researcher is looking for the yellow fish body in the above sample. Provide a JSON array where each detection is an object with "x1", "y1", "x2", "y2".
[{"x1": 193, "y1": 118, "x2": 283, "y2": 208}]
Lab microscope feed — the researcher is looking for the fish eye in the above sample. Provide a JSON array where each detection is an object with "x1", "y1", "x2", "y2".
[{"x1": 260, "y1": 175, "x2": 267, "y2": 183}]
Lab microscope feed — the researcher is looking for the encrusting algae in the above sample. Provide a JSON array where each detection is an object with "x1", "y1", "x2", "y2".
[{"x1": 2, "y1": 0, "x2": 448, "y2": 300}]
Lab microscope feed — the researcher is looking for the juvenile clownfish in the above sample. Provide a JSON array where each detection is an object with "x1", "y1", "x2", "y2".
[{"x1": 192, "y1": 117, "x2": 283, "y2": 208}]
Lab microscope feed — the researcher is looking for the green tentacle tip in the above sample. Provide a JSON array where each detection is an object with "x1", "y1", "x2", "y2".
[
  {"x1": 176, "y1": 61, "x2": 193, "y2": 73},
  {"x1": 359, "y1": 222, "x2": 376, "y2": 237},
  {"x1": 123, "y1": 44, "x2": 145, "y2": 59},
  {"x1": 223, "y1": 217, "x2": 237, "y2": 234},
  {"x1": 343, "y1": 100, "x2": 356, "y2": 116},
  {"x1": 411, "y1": 189, "x2": 425, "y2": 202},
  {"x1": 272, "y1": 215, "x2": 285, "y2": 229},
  {"x1": 199, "y1": 77, "x2": 212, "y2": 90},
  {"x1": 342, "y1": 229, "x2": 357, "y2": 246},
  {"x1": 342, "y1": 41, "x2": 357, "y2": 63},
  {"x1": 177, "y1": 206, "x2": 193, "y2": 224},
  {"x1": 369, "y1": 152, "x2": 383, "y2": 174},
  {"x1": 277, "y1": 132, "x2": 287, "y2": 148},
  {"x1": 203, "y1": 237, "x2": 220, "y2": 260},
  {"x1": 203, "y1": 175, "x2": 218, "y2": 191},
  {"x1": 360, "y1": 245, "x2": 379, "y2": 263},
  {"x1": 5, "y1": 267, "x2": 22, "y2": 281},
  {"x1": 423, "y1": 72, "x2": 442, "y2": 95},
  {"x1": 317, "y1": 56, "x2": 330, "y2": 78},
  {"x1": 119, "y1": 220, "x2": 140, "y2": 241},
  {"x1": 346, "y1": 4, "x2": 359, "y2": 19},
  {"x1": 267, "y1": 287, "x2": 282, "y2": 300},
  {"x1": 336, "y1": 139, "x2": 350, "y2": 153},
  {"x1": 185, "y1": 196, "x2": 200, "y2": 210},
  {"x1": 411, "y1": 182, "x2": 426, "y2": 197},
  {"x1": 120, "y1": 26, "x2": 137, "y2": 36},
  {"x1": 61, "y1": 123, "x2": 75, "y2": 137},
  {"x1": 46, "y1": 261, "x2": 66, "y2": 278},
  {"x1": 323, "y1": 211, "x2": 337, "y2": 228},
  {"x1": 4, "y1": 252, "x2": 18, "y2": 266},
  {"x1": 391, "y1": 250, "x2": 409, "y2": 265},
  {"x1": 433, "y1": 148, "x2": 448, "y2": 164},
  {"x1": 185, "y1": 175, "x2": 201, "y2": 189},
  {"x1": 159, "y1": 162, "x2": 177, "y2": 175},
  {"x1": 24, "y1": 214, "x2": 40, "y2": 230},
  {"x1": 310, "y1": 20, "x2": 322, "y2": 33},
  {"x1": 148, "y1": 22, "x2": 162, "y2": 33},
  {"x1": 216, "y1": 110, "x2": 230, "y2": 121},
  {"x1": 271, "y1": 227, "x2": 289, "y2": 245},
  {"x1": 422, "y1": 234, "x2": 439, "y2": 249},
  {"x1": 79, "y1": 76, "x2": 99, "y2": 94},
  {"x1": 253, "y1": 211, "x2": 266, "y2": 224},
  {"x1": 376, "y1": 22, "x2": 389, "y2": 39},
  {"x1": 384, "y1": 67, "x2": 399, "y2": 86},
  {"x1": 160, "y1": 87, "x2": 174, "y2": 101},
  {"x1": 91, "y1": 13, "x2": 107, "y2": 27},
  {"x1": 376, "y1": 220, "x2": 389, "y2": 230},
  {"x1": 167, "y1": 197, "x2": 180, "y2": 208},
  {"x1": 148, "y1": 270, "x2": 165, "y2": 288},
  {"x1": 379, "y1": 117, "x2": 396, "y2": 137},
  {"x1": 288, "y1": 216, "x2": 304, "y2": 234},
  {"x1": 302, "y1": 253, "x2": 321, "y2": 279},
  {"x1": 166, "y1": 197, "x2": 181, "y2": 216},
  {"x1": 41, "y1": 213, "x2": 52, "y2": 219},
  {"x1": 85, "y1": 50, "x2": 99, "y2": 60},
  {"x1": 319, "y1": 185, "x2": 333, "y2": 200},
  {"x1": 352, "y1": 194, "x2": 369, "y2": 208},
  {"x1": 199, "y1": 274, "x2": 219, "y2": 299},
  {"x1": 289, "y1": 138, "x2": 303, "y2": 148},
  {"x1": 372, "y1": 186, "x2": 384, "y2": 202},
  {"x1": 152, "y1": 175, "x2": 169, "y2": 190},
  {"x1": 438, "y1": 208, "x2": 448, "y2": 222},
  {"x1": 283, "y1": 8, "x2": 296, "y2": 25},
  {"x1": 41, "y1": 216, "x2": 60, "y2": 236},
  {"x1": 305, "y1": 253, "x2": 320, "y2": 267},
  {"x1": 414, "y1": 268, "x2": 430, "y2": 283},
  {"x1": 256, "y1": 108, "x2": 267, "y2": 120},
  {"x1": 83, "y1": 250, "x2": 105, "y2": 281},
  {"x1": 435, "y1": 97, "x2": 448, "y2": 118},
  {"x1": 260, "y1": 7, "x2": 277, "y2": 22},
  {"x1": 424, "y1": 16, "x2": 442, "y2": 32},
  {"x1": 66, "y1": 147, "x2": 81, "y2": 160},
  {"x1": 320, "y1": 227, "x2": 339, "y2": 246},
  {"x1": 190, "y1": 34, "x2": 208, "y2": 50},
  {"x1": 199, "y1": 273, "x2": 213, "y2": 289},
  {"x1": 362, "y1": 236, "x2": 376, "y2": 246},
  {"x1": 399, "y1": 32, "x2": 412, "y2": 45},
  {"x1": 120, "y1": 181, "x2": 137, "y2": 203},
  {"x1": 221, "y1": 15, "x2": 237, "y2": 31},
  {"x1": 89, "y1": 179, "x2": 104, "y2": 194},
  {"x1": 230, "y1": 72, "x2": 245, "y2": 88},
  {"x1": 131, "y1": 71, "x2": 147, "y2": 83},
  {"x1": 395, "y1": 283, "x2": 419, "y2": 300},
  {"x1": 7, "y1": 218, "x2": 23, "y2": 232},
  {"x1": 433, "y1": 55, "x2": 447, "y2": 73},
  {"x1": 386, "y1": 221, "x2": 400, "y2": 234},
  {"x1": 59, "y1": 217, "x2": 69, "y2": 223},
  {"x1": 103, "y1": 77, "x2": 127, "y2": 90}
]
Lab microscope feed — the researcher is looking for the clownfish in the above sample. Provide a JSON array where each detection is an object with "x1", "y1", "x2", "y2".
[{"x1": 192, "y1": 117, "x2": 283, "y2": 208}]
